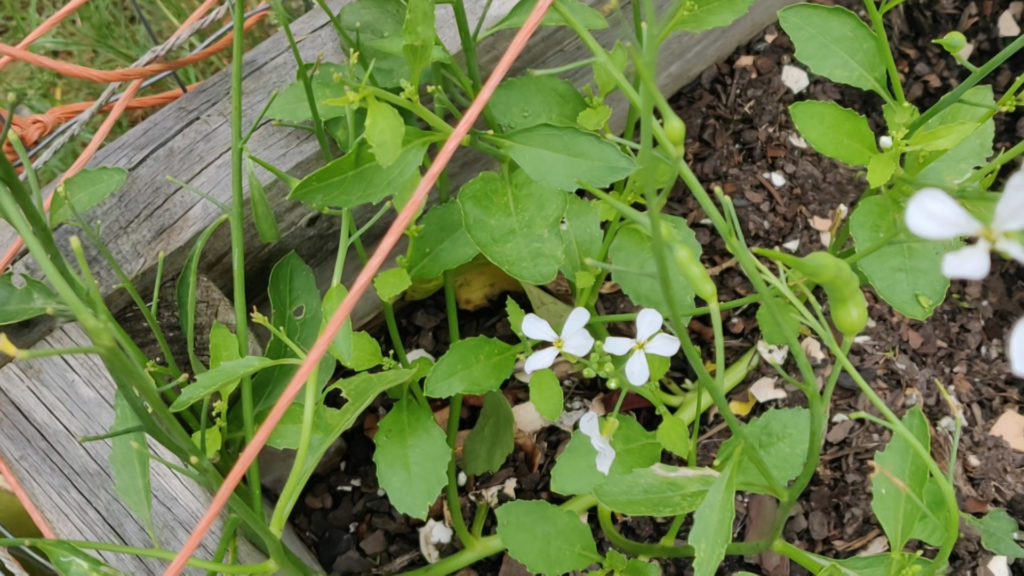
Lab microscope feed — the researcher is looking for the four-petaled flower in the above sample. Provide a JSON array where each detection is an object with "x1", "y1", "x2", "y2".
[
  {"x1": 905, "y1": 170, "x2": 1024, "y2": 280},
  {"x1": 522, "y1": 307, "x2": 595, "y2": 374},
  {"x1": 579, "y1": 411, "x2": 615, "y2": 475},
  {"x1": 603, "y1": 308, "x2": 681, "y2": 386}
]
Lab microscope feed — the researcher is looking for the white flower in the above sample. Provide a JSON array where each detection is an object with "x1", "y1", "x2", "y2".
[
  {"x1": 905, "y1": 170, "x2": 1024, "y2": 280},
  {"x1": 1010, "y1": 318, "x2": 1024, "y2": 378},
  {"x1": 603, "y1": 308, "x2": 681, "y2": 386},
  {"x1": 521, "y1": 307, "x2": 595, "y2": 374},
  {"x1": 579, "y1": 411, "x2": 615, "y2": 475}
]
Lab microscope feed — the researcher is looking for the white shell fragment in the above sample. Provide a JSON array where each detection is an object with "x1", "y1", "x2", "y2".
[
  {"x1": 419, "y1": 519, "x2": 454, "y2": 564},
  {"x1": 781, "y1": 64, "x2": 810, "y2": 94},
  {"x1": 762, "y1": 171, "x2": 787, "y2": 188},
  {"x1": 998, "y1": 4, "x2": 1021, "y2": 37}
]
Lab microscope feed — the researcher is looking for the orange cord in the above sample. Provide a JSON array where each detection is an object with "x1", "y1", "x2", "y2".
[
  {"x1": 162, "y1": 1, "x2": 557, "y2": 573},
  {"x1": 0, "y1": 7, "x2": 268, "y2": 273},
  {"x1": 0, "y1": 0, "x2": 91, "y2": 72},
  {"x1": 0, "y1": 449, "x2": 56, "y2": 539},
  {"x1": 0, "y1": 11, "x2": 268, "y2": 84}
]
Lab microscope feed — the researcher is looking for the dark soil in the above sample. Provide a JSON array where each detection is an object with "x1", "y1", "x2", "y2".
[{"x1": 289, "y1": 1, "x2": 1024, "y2": 574}]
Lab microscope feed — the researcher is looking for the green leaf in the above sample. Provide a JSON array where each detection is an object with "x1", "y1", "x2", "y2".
[
  {"x1": 871, "y1": 405, "x2": 930, "y2": 551},
  {"x1": 506, "y1": 296, "x2": 527, "y2": 339},
  {"x1": 904, "y1": 85, "x2": 995, "y2": 188},
  {"x1": 528, "y1": 369, "x2": 564, "y2": 421},
  {"x1": 110, "y1": 391, "x2": 154, "y2": 540},
  {"x1": 551, "y1": 414, "x2": 660, "y2": 496},
  {"x1": 247, "y1": 158, "x2": 280, "y2": 243},
  {"x1": 966, "y1": 508, "x2": 1024, "y2": 558},
  {"x1": 609, "y1": 217, "x2": 700, "y2": 317},
  {"x1": 49, "y1": 167, "x2": 127, "y2": 227},
  {"x1": 831, "y1": 552, "x2": 933, "y2": 576},
  {"x1": 486, "y1": 0, "x2": 608, "y2": 37},
  {"x1": 756, "y1": 296, "x2": 802, "y2": 347},
  {"x1": 173, "y1": 356, "x2": 295, "y2": 411},
  {"x1": 908, "y1": 476, "x2": 951, "y2": 546},
  {"x1": 656, "y1": 416, "x2": 690, "y2": 459},
  {"x1": 789, "y1": 100, "x2": 877, "y2": 167},
  {"x1": 717, "y1": 408, "x2": 810, "y2": 494},
  {"x1": 423, "y1": 336, "x2": 518, "y2": 397},
  {"x1": 176, "y1": 216, "x2": 228, "y2": 375},
  {"x1": 365, "y1": 97, "x2": 406, "y2": 167},
  {"x1": 595, "y1": 464, "x2": 718, "y2": 517},
  {"x1": 265, "y1": 63, "x2": 352, "y2": 122},
  {"x1": 488, "y1": 75, "x2": 588, "y2": 132},
  {"x1": 290, "y1": 136, "x2": 427, "y2": 210},
  {"x1": 33, "y1": 542, "x2": 128, "y2": 576},
  {"x1": 560, "y1": 195, "x2": 603, "y2": 294},
  {"x1": 404, "y1": 202, "x2": 479, "y2": 281},
  {"x1": 338, "y1": 0, "x2": 410, "y2": 88},
  {"x1": 778, "y1": 4, "x2": 888, "y2": 97},
  {"x1": 374, "y1": 267, "x2": 412, "y2": 303},
  {"x1": 850, "y1": 195, "x2": 950, "y2": 320},
  {"x1": 667, "y1": 0, "x2": 756, "y2": 33},
  {"x1": 498, "y1": 125, "x2": 638, "y2": 191},
  {"x1": 402, "y1": 0, "x2": 435, "y2": 87},
  {"x1": 208, "y1": 321, "x2": 240, "y2": 371},
  {"x1": 253, "y1": 252, "x2": 333, "y2": 414},
  {"x1": 458, "y1": 171, "x2": 566, "y2": 284},
  {"x1": 322, "y1": 284, "x2": 354, "y2": 366},
  {"x1": 690, "y1": 450, "x2": 739, "y2": 576},
  {"x1": 463, "y1": 391, "x2": 516, "y2": 475},
  {"x1": 496, "y1": 500, "x2": 600, "y2": 574},
  {"x1": 867, "y1": 148, "x2": 898, "y2": 188},
  {"x1": 374, "y1": 397, "x2": 450, "y2": 519},
  {"x1": 346, "y1": 331, "x2": 384, "y2": 371},
  {"x1": 0, "y1": 273, "x2": 66, "y2": 325},
  {"x1": 270, "y1": 368, "x2": 416, "y2": 450}
]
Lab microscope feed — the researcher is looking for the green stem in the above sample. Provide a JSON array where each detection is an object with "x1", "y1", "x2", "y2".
[
  {"x1": 270, "y1": 364, "x2": 319, "y2": 535},
  {"x1": 230, "y1": 0, "x2": 261, "y2": 509},
  {"x1": 272, "y1": 0, "x2": 331, "y2": 163},
  {"x1": 383, "y1": 301, "x2": 409, "y2": 367},
  {"x1": 864, "y1": 0, "x2": 904, "y2": 104},
  {"x1": 0, "y1": 539, "x2": 276, "y2": 574}
]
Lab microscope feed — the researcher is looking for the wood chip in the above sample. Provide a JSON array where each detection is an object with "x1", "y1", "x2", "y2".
[{"x1": 990, "y1": 409, "x2": 1024, "y2": 452}]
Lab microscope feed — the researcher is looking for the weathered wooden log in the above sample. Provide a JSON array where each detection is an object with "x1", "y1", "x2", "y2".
[{"x1": 0, "y1": 1, "x2": 798, "y2": 573}]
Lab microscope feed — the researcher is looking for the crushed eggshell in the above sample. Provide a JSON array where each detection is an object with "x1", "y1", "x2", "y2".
[
  {"x1": 990, "y1": 409, "x2": 1024, "y2": 452},
  {"x1": 749, "y1": 376, "x2": 788, "y2": 403},
  {"x1": 998, "y1": 6, "x2": 1021, "y2": 37},
  {"x1": 787, "y1": 133, "x2": 808, "y2": 149},
  {"x1": 734, "y1": 55, "x2": 756, "y2": 68},
  {"x1": 782, "y1": 238, "x2": 801, "y2": 252},
  {"x1": 800, "y1": 337, "x2": 827, "y2": 365},
  {"x1": 781, "y1": 64, "x2": 810, "y2": 94},
  {"x1": 418, "y1": 519, "x2": 454, "y2": 564},
  {"x1": 512, "y1": 401, "x2": 548, "y2": 435},
  {"x1": 762, "y1": 171, "x2": 787, "y2": 187},
  {"x1": 756, "y1": 340, "x2": 789, "y2": 365},
  {"x1": 987, "y1": 555, "x2": 1010, "y2": 576}
]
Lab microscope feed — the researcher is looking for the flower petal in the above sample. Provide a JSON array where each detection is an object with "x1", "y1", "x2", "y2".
[
  {"x1": 941, "y1": 241, "x2": 992, "y2": 280},
  {"x1": 635, "y1": 308, "x2": 665, "y2": 341},
  {"x1": 561, "y1": 307, "x2": 591, "y2": 336},
  {"x1": 561, "y1": 329, "x2": 595, "y2": 357},
  {"x1": 524, "y1": 347, "x2": 559, "y2": 374},
  {"x1": 905, "y1": 188, "x2": 984, "y2": 240},
  {"x1": 522, "y1": 313, "x2": 557, "y2": 342},
  {"x1": 1009, "y1": 317, "x2": 1024, "y2": 378},
  {"x1": 995, "y1": 238, "x2": 1024, "y2": 265},
  {"x1": 594, "y1": 443, "x2": 616, "y2": 475},
  {"x1": 579, "y1": 411, "x2": 601, "y2": 439},
  {"x1": 624, "y1": 350, "x2": 650, "y2": 386},
  {"x1": 603, "y1": 336, "x2": 635, "y2": 356},
  {"x1": 645, "y1": 333, "x2": 681, "y2": 357},
  {"x1": 992, "y1": 170, "x2": 1024, "y2": 232}
]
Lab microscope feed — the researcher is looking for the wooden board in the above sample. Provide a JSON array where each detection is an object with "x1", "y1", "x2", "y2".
[{"x1": 0, "y1": 1, "x2": 798, "y2": 573}]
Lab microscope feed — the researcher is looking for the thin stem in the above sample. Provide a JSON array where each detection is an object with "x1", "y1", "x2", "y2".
[
  {"x1": 229, "y1": 0, "x2": 261, "y2": 508},
  {"x1": 0, "y1": 539, "x2": 276, "y2": 574},
  {"x1": 272, "y1": 0, "x2": 331, "y2": 162},
  {"x1": 270, "y1": 365, "x2": 319, "y2": 535},
  {"x1": 864, "y1": 0, "x2": 904, "y2": 104},
  {"x1": 383, "y1": 302, "x2": 409, "y2": 367}
]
